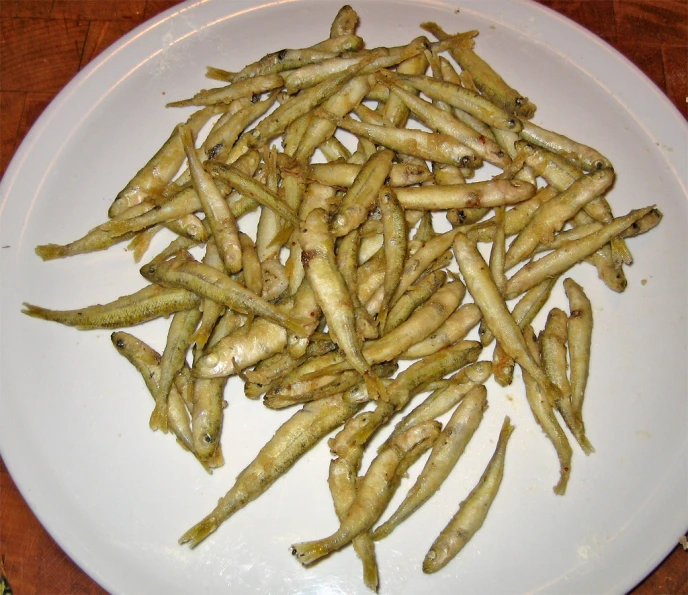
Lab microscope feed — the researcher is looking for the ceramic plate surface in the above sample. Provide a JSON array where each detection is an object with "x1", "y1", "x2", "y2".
[{"x1": 0, "y1": 1, "x2": 686, "y2": 593}]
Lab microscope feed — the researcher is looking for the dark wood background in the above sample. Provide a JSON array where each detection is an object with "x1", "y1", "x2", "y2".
[{"x1": 0, "y1": 1, "x2": 686, "y2": 593}]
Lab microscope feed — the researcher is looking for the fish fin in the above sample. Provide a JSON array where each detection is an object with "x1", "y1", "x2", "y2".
[
  {"x1": 232, "y1": 357, "x2": 249, "y2": 382},
  {"x1": 241, "y1": 313, "x2": 255, "y2": 334}
]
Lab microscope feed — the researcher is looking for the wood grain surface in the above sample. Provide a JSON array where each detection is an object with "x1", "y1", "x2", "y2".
[{"x1": 0, "y1": 1, "x2": 686, "y2": 593}]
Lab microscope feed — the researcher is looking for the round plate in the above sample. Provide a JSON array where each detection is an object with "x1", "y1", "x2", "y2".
[{"x1": 0, "y1": 1, "x2": 686, "y2": 593}]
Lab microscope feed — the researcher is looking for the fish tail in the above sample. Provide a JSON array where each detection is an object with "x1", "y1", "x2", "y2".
[
  {"x1": 352, "y1": 534, "x2": 379, "y2": 592},
  {"x1": 21, "y1": 303, "x2": 85, "y2": 327},
  {"x1": 553, "y1": 463, "x2": 571, "y2": 496},
  {"x1": 576, "y1": 433, "x2": 595, "y2": 456},
  {"x1": 205, "y1": 66, "x2": 235, "y2": 82},
  {"x1": 179, "y1": 514, "x2": 220, "y2": 548},
  {"x1": 127, "y1": 228, "x2": 160, "y2": 263},
  {"x1": 149, "y1": 401, "x2": 169, "y2": 433},
  {"x1": 285, "y1": 316, "x2": 313, "y2": 339},
  {"x1": 267, "y1": 224, "x2": 294, "y2": 250},
  {"x1": 178, "y1": 123, "x2": 193, "y2": 148},
  {"x1": 21, "y1": 303, "x2": 55, "y2": 321},
  {"x1": 558, "y1": 402, "x2": 595, "y2": 456},
  {"x1": 166, "y1": 99, "x2": 196, "y2": 108},
  {"x1": 290, "y1": 539, "x2": 333, "y2": 566},
  {"x1": 351, "y1": 402, "x2": 394, "y2": 447},
  {"x1": 192, "y1": 328, "x2": 211, "y2": 352},
  {"x1": 371, "y1": 519, "x2": 394, "y2": 541},
  {"x1": 34, "y1": 244, "x2": 68, "y2": 260},
  {"x1": 363, "y1": 371, "x2": 390, "y2": 403}
]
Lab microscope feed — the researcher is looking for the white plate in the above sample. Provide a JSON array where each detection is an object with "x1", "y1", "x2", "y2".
[{"x1": 1, "y1": 1, "x2": 686, "y2": 593}]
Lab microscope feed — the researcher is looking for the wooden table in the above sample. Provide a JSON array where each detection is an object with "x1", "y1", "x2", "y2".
[{"x1": 0, "y1": 1, "x2": 686, "y2": 593}]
